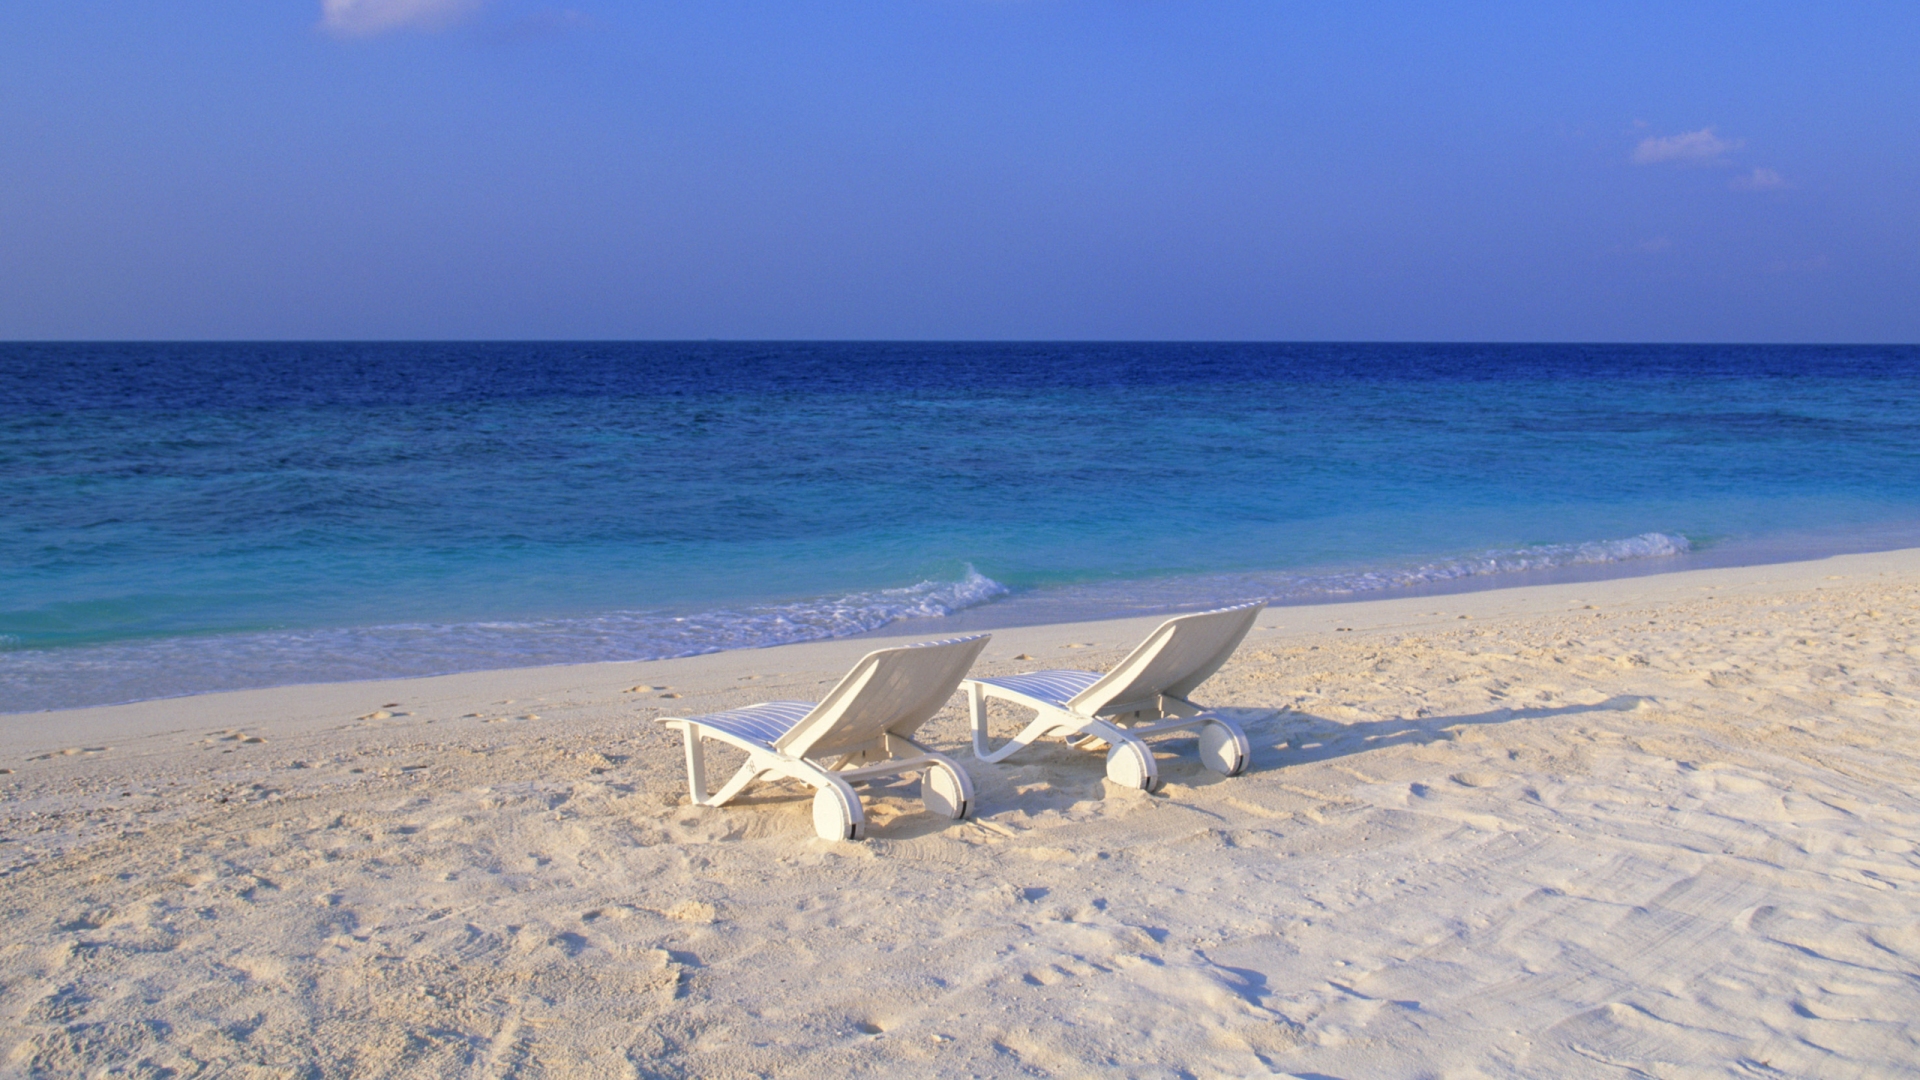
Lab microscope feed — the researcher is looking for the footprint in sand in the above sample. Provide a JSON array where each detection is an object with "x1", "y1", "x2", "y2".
[
  {"x1": 29, "y1": 747, "x2": 110, "y2": 761},
  {"x1": 54, "y1": 908, "x2": 112, "y2": 932},
  {"x1": 203, "y1": 730, "x2": 267, "y2": 746},
  {"x1": 635, "y1": 948, "x2": 686, "y2": 994},
  {"x1": 1451, "y1": 771, "x2": 1503, "y2": 788},
  {"x1": 666, "y1": 900, "x2": 717, "y2": 923}
]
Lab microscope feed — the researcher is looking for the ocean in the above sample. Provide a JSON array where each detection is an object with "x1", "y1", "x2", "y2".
[{"x1": 4, "y1": 342, "x2": 1918, "y2": 713}]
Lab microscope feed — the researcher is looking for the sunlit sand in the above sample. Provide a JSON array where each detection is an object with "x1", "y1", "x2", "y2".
[{"x1": 5, "y1": 550, "x2": 1917, "y2": 1075}]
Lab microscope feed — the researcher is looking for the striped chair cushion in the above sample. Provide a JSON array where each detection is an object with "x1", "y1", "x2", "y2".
[
  {"x1": 975, "y1": 669, "x2": 1102, "y2": 708},
  {"x1": 687, "y1": 701, "x2": 815, "y2": 746}
]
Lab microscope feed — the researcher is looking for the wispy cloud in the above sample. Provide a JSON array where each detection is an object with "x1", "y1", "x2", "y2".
[
  {"x1": 1631, "y1": 127, "x2": 1742, "y2": 165},
  {"x1": 1731, "y1": 167, "x2": 1789, "y2": 191},
  {"x1": 321, "y1": 0, "x2": 482, "y2": 36}
]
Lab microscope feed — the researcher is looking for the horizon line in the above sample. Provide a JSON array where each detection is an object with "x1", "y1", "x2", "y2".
[{"x1": 5, "y1": 338, "x2": 1918, "y2": 348}]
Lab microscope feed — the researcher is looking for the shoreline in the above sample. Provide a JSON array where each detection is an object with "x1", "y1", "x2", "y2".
[
  {"x1": 9, "y1": 546, "x2": 1915, "y2": 746},
  {"x1": 10, "y1": 530, "x2": 1920, "y2": 718},
  {"x1": 4, "y1": 545, "x2": 1918, "y2": 1074}
]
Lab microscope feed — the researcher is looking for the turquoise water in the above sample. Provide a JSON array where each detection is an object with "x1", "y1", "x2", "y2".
[{"x1": 4, "y1": 342, "x2": 1918, "y2": 711}]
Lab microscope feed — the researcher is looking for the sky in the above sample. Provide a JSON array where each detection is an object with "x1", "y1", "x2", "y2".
[{"x1": 1, "y1": 2, "x2": 1915, "y2": 342}]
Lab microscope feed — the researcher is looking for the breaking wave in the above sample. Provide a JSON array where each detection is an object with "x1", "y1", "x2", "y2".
[
  {"x1": 0, "y1": 569, "x2": 1010, "y2": 713},
  {"x1": 928, "y1": 532, "x2": 1698, "y2": 624},
  {"x1": 1290, "y1": 532, "x2": 1693, "y2": 597},
  {"x1": 2, "y1": 536, "x2": 1692, "y2": 713}
]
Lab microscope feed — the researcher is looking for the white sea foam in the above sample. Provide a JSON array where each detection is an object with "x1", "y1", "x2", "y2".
[
  {"x1": 1298, "y1": 532, "x2": 1692, "y2": 596},
  {"x1": 1, "y1": 538, "x2": 1690, "y2": 713},
  {"x1": 930, "y1": 532, "x2": 1697, "y2": 623},
  {"x1": 0, "y1": 569, "x2": 1011, "y2": 712},
  {"x1": 445, "y1": 566, "x2": 1011, "y2": 659}
]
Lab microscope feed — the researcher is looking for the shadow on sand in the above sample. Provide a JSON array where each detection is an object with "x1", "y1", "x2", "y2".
[
  {"x1": 1215, "y1": 695, "x2": 1651, "y2": 774},
  {"x1": 668, "y1": 696, "x2": 1650, "y2": 839}
]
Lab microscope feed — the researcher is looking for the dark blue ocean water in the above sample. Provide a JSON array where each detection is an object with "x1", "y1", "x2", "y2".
[{"x1": 4, "y1": 342, "x2": 1919, "y2": 712}]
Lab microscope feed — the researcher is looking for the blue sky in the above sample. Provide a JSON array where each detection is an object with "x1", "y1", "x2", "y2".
[{"x1": 1, "y1": 2, "x2": 1914, "y2": 341}]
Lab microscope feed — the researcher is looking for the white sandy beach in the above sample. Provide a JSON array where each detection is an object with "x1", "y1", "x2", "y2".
[{"x1": 4, "y1": 550, "x2": 1919, "y2": 1077}]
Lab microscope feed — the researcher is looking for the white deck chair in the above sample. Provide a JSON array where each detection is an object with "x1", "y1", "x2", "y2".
[
  {"x1": 657, "y1": 634, "x2": 989, "y2": 841},
  {"x1": 962, "y1": 602, "x2": 1265, "y2": 792}
]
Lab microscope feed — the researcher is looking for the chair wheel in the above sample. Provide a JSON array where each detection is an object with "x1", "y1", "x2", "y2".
[
  {"x1": 1198, "y1": 719, "x2": 1249, "y2": 777},
  {"x1": 922, "y1": 760, "x2": 973, "y2": 820},
  {"x1": 812, "y1": 784, "x2": 864, "y2": 841},
  {"x1": 1106, "y1": 740, "x2": 1161, "y2": 792}
]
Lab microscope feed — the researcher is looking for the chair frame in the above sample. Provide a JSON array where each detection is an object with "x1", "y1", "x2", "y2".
[
  {"x1": 963, "y1": 603, "x2": 1264, "y2": 791},
  {"x1": 658, "y1": 634, "x2": 988, "y2": 840},
  {"x1": 666, "y1": 723, "x2": 973, "y2": 841}
]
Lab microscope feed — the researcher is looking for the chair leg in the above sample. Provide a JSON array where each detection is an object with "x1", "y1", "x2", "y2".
[
  {"x1": 970, "y1": 695, "x2": 1078, "y2": 764},
  {"x1": 706, "y1": 761, "x2": 766, "y2": 807},
  {"x1": 967, "y1": 682, "x2": 992, "y2": 759},
  {"x1": 679, "y1": 725, "x2": 770, "y2": 807},
  {"x1": 679, "y1": 725, "x2": 708, "y2": 803}
]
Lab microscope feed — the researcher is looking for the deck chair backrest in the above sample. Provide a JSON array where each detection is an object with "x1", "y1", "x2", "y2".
[
  {"x1": 776, "y1": 634, "x2": 990, "y2": 760},
  {"x1": 1066, "y1": 601, "x2": 1265, "y2": 715}
]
